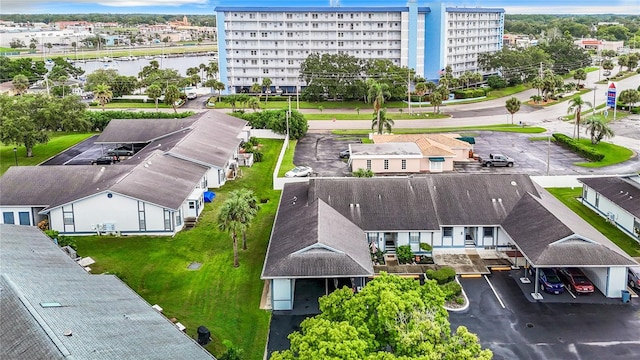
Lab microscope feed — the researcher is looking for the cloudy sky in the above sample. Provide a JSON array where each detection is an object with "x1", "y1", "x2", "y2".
[{"x1": 2, "y1": 0, "x2": 639, "y2": 15}]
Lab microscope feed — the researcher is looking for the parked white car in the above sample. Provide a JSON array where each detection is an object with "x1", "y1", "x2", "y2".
[{"x1": 285, "y1": 166, "x2": 313, "y2": 177}]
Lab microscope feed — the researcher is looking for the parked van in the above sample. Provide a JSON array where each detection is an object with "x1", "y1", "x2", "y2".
[{"x1": 629, "y1": 267, "x2": 640, "y2": 291}]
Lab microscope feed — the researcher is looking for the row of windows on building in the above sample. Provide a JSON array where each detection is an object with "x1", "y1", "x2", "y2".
[
  {"x1": 229, "y1": 12, "x2": 402, "y2": 21},
  {"x1": 367, "y1": 227, "x2": 495, "y2": 243},
  {"x1": 3, "y1": 211, "x2": 31, "y2": 225},
  {"x1": 228, "y1": 30, "x2": 401, "y2": 39},
  {"x1": 447, "y1": 12, "x2": 501, "y2": 19},
  {"x1": 228, "y1": 40, "x2": 401, "y2": 49}
]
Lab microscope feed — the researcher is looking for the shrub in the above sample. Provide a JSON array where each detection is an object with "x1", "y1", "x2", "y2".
[
  {"x1": 44, "y1": 229, "x2": 77, "y2": 250},
  {"x1": 353, "y1": 168, "x2": 374, "y2": 178},
  {"x1": 487, "y1": 75, "x2": 507, "y2": 89},
  {"x1": 440, "y1": 281, "x2": 462, "y2": 301},
  {"x1": 426, "y1": 266, "x2": 457, "y2": 285},
  {"x1": 419, "y1": 243, "x2": 433, "y2": 252},
  {"x1": 455, "y1": 297, "x2": 466, "y2": 305},
  {"x1": 248, "y1": 137, "x2": 259, "y2": 146},
  {"x1": 85, "y1": 110, "x2": 194, "y2": 131},
  {"x1": 417, "y1": 256, "x2": 434, "y2": 264},
  {"x1": 396, "y1": 245, "x2": 414, "y2": 264},
  {"x1": 552, "y1": 133, "x2": 605, "y2": 162}
]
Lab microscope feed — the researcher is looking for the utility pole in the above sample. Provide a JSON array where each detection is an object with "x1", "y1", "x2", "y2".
[
  {"x1": 286, "y1": 95, "x2": 291, "y2": 147},
  {"x1": 546, "y1": 133, "x2": 550, "y2": 176},
  {"x1": 407, "y1": 70, "x2": 412, "y2": 116}
]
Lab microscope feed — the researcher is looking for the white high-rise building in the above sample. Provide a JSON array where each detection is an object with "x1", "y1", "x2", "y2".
[{"x1": 215, "y1": 2, "x2": 504, "y2": 94}]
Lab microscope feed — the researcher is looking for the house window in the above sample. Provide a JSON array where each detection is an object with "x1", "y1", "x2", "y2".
[
  {"x1": 595, "y1": 193, "x2": 600, "y2": 207},
  {"x1": 250, "y1": 50, "x2": 257, "y2": 55},
  {"x1": 176, "y1": 210, "x2": 182, "y2": 226},
  {"x1": 582, "y1": 187, "x2": 588, "y2": 199},
  {"x1": 483, "y1": 227, "x2": 494, "y2": 237},
  {"x1": 366, "y1": 160, "x2": 372, "y2": 170},
  {"x1": 18, "y1": 212, "x2": 30, "y2": 225},
  {"x1": 189, "y1": 202, "x2": 195, "y2": 209},
  {"x1": 443, "y1": 227, "x2": 453, "y2": 237},
  {"x1": 263, "y1": 69, "x2": 269, "y2": 74},
  {"x1": 338, "y1": 14, "x2": 344, "y2": 19},
  {"x1": 409, "y1": 233, "x2": 420, "y2": 244},
  {"x1": 63, "y1": 210, "x2": 74, "y2": 226},
  {"x1": 312, "y1": 13, "x2": 318, "y2": 19},
  {"x1": 430, "y1": 160, "x2": 443, "y2": 171},
  {"x1": 261, "y1": 32, "x2": 268, "y2": 38},
  {"x1": 401, "y1": 159, "x2": 407, "y2": 170},
  {"x1": 3, "y1": 212, "x2": 14, "y2": 224},
  {"x1": 384, "y1": 159, "x2": 389, "y2": 170},
  {"x1": 263, "y1": 59, "x2": 269, "y2": 65},
  {"x1": 138, "y1": 201, "x2": 146, "y2": 231}
]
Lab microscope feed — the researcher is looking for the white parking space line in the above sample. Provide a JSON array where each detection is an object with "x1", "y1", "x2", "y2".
[
  {"x1": 484, "y1": 275, "x2": 506, "y2": 309},
  {"x1": 565, "y1": 285, "x2": 576, "y2": 299}
]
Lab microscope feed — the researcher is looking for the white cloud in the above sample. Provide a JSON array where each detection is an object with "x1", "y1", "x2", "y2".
[
  {"x1": 1, "y1": 0, "x2": 210, "y2": 13},
  {"x1": 96, "y1": 0, "x2": 209, "y2": 7},
  {"x1": 503, "y1": 5, "x2": 640, "y2": 14}
]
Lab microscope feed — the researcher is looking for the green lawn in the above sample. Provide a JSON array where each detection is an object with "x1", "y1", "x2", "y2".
[
  {"x1": 573, "y1": 139, "x2": 634, "y2": 167},
  {"x1": 546, "y1": 188, "x2": 640, "y2": 257},
  {"x1": 332, "y1": 124, "x2": 546, "y2": 136},
  {"x1": 92, "y1": 102, "x2": 173, "y2": 109},
  {"x1": 1, "y1": 132, "x2": 95, "y2": 176},
  {"x1": 306, "y1": 112, "x2": 450, "y2": 120},
  {"x1": 277, "y1": 139, "x2": 297, "y2": 177},
  {"x1": 75, "y1": 139, "x2": 283, "y2": 359}
]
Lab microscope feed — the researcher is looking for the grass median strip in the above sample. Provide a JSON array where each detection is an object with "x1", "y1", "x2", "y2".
[{"x1": 332, "y1": 124, "x2": 547, "y2": 135}]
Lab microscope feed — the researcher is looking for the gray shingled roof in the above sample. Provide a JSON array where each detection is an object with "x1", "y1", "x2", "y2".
[
  {"x1": 95, "y1": 117, "x2": 197, "y2": 144},
  {"x1": 579, "y1": 176, "x2": 640, "y2": 217},
  {"x1": 167, "y1": 111, "x2": 247, "y2": 168},
  {"x1": 501, "y1": 191, "x2": 637, "y2": 267},
  {"x1": 0, "y1": 224, "x2": 214, "y2": 360},
  {"x1": 307, "y1": 174, "x2": 537, "y2": 231},
  {"x1": 262, "y1": 183, "x2": 373, "y2": 279},
  {"x1": 0, "y1": 152, "x2": 207, "y2": 212},
  {"x1": 109, "y1": 151, "x2": 209, "y2": 210},
  {"x1": 350, "y1": 142, "x2": 422, "y2": 156},
  {"x1": 0, "y1": 165, "x2": 134, "y2": 210}
]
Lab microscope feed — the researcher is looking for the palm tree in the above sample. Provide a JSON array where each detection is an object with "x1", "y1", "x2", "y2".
[
  {"x1": 145, "y1": 83, "x2": 162, "y2": 111},
  {"x1": 217, "y1": 196, "x2": 248, "y2": 268},
  {"x1": 261, "y1": 77, "x2": 272, "y2": 103},
  {"x1": 505, "y1": 97, "x2": 521, "y2": 125},
  {"x1": 567, "y1": 96, "x2": 593, "y2": 140},
  {"x1": 530, "y1": 95, "x2": 543, "y2": 104},
  {"x1": 371, "y1": 109, "x2": 394, "y2": 134},
  {"x1": 250, "y1": 82, "x2": 261, "y2": 95},
  {"x1": 12, "y1": 74, "x2": 29, "y2": 95},
  {"x1": 164, "y1": 84, "x2": 182, "y2": 114},
  {"x1": 531, "y1": 76, "x2": 543, "y2": 98},
  {"x1": 584, "y1": 116, "x2": 614, "y2": 144},
  {"x1": 619, "y1": 89, "x2": 640, "y2": 110},
  {"x1": 414, "y1": 81, "x2": 427, "y2": 110},
  {"x1": 94, "y1": 83, "x2": 113, "y2": 111},
  {"x1": 367, "y1": 80, "x2": 390, "y2": 134},
  {"x1": 206, "y1": 62, "x2": 219, "y2": 80},
  {"x1": 573, "y1": 68, "x2": 586, "y2": 89},
  {"x1": 230, "y1": 189, "x2": 259, "y2": 250},
  {"x1": 246, "y1": 96, "x2": 260, "y2": 112},
  {"x1": 430, "y1": 86, "x2": 446, "y2": 114}
]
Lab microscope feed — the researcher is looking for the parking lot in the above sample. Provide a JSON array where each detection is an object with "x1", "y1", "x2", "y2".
[
  {"x1": 451, "y1": 271, "x2": 640, "y2": 360},
  {"x1": 295, "y1": 131, "x2": 640, "y2": 176}
]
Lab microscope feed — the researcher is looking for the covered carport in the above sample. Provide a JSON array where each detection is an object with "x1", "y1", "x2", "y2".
[
  {"x1": 501, "y1": 192, "x2": 638, "y2": 299},
  {"x1": 262, "y1": 183, "x2": 374, "y2": 311}
]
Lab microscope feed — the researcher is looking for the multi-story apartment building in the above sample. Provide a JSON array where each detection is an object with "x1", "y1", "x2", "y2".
[{"x1": 215, "y1": 2, "x2": 503, "y2": 94}]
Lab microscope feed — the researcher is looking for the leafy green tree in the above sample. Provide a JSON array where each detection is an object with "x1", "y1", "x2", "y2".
[
  {"x1": 246, "y1": 96, "x2": 260, "y2": 112},
  {"x1": 531, "y1": 76, "x2": 543, "y2": 98},
  {"x1": 619, "y1": 89, "x2": 640, "y2": 109},
  {"x1": 0, "y1": 94, "x2": 88, "y2": 157},
  {"x1": 505, "y1": 97, "x2": 521, "y2": 124},
  {"x1": 602, "y1": 59, "x2": 614, "y2": 72},
  {"x1": 94, "y1": 83, "x2": 113, "y2": 111},
  {"x1": 478, "y1": 46, "x2": 551, "y2": 84},
  {"x1": 539, "y1": 37, "x2": 591, "y2": 74},
  {"x1": 145, "y1": 83, "x2": 162, "y2": 111},
  {"x1": 567, "y1": 96, "x2": 593, "y2": 140},
  {"x1": 12, "y1": 74, "x2": 29, "y2": 95},
  {"x1": 163, "y1": 84, "x2": 182, "y2": 113},
  {"x1": 29, "y1": 38, "x2": 38, "y2": 51},
  {"x1": 530, "y1": 94, "x2": 543, "y2": 104},
  {"x1": 627, "y1": 53, "x2": 639, "y2": 71},
  {"x1": 364, "y1": 59, "x2": 412, "y2": 100},
  {"x1": 271, "y1": 273, "x2": 492, "y2": 359},
  {"x1": 371, "y1": 109, "x2": 394, "y2": 134},
  {"x1": 573, "y1": 68, "x2": 587, "y2": 88},
  {"x1": 250, "y1": 82, "x2": 261, "y2": 95},
  {"x1": 217, "y1": 195, "x2": 249, "y2": 268},
  {"x1": 617, "y1": 55, "x2": 629, "y2": 72},
  {"x1": 261, "y1": 77, "x2": 272, "y2": 103},
  {"x1": 584, "y1": 115, "x2": 614, "y2": 145},
  {"x1": 236, "y1": 109, "x2": 308, "y2": 139},
  {"x1": 300, "y1": 52, "x2": 365, "y2": 101}
]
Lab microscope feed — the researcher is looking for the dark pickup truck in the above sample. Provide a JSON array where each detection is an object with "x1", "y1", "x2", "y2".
[{"x1": 479, "y1": 153, "x2": 515, "y2": 167}]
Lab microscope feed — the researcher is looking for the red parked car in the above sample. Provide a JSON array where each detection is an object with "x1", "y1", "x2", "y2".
[{"x1": 558, "y1": 268, "x2": 595, "y2": 295}]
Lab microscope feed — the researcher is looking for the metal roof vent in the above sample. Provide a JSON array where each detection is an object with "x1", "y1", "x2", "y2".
[
  {"x1": 510, "y1": 181, "x2": 517, "y2": 186},
  {"x1": 63, "y1": 330, "x2": 72, "y2": 337},
  {"x1": 40, "y1": 302, "x2": 62, "y2": 308}
]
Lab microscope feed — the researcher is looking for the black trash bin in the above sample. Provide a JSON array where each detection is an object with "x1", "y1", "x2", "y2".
[{"x1": 197, "y1": 326, "x2": 211, "y2": 346}]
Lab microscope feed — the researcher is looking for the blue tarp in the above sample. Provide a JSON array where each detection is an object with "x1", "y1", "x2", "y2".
[{"x1": 204, "y1": 191, "x2": 216, "y2": 203}]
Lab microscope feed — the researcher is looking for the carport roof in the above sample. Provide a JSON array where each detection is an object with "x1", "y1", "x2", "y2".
[
  {"x1": 167, "y1": 111, "x2": 247, "y2": 168},
  {"x1": 262, "y1": 182, "x2": 374, "y2": 279},
  {"x1": 350, "y1": 142, "x2": 422, "y2": 157},
  {"x1": 501, "y1": 191, "x2": 637, "y2": 267},
  {"x1": 579, "y1": 176, "x2": 640, "y2": 217},
  {"x1": 95, "y1": 117, "x2": 197, "y2": 144}
]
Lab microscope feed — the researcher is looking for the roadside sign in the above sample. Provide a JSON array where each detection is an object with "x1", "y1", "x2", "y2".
[{"x1": 606, "y1": 82, "x2": 616, "y2": 108}]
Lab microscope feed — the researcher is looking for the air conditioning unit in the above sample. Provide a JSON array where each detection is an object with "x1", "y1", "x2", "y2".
[{"x1": 606, "y1": 212, "x2": 616, "y2": 223}]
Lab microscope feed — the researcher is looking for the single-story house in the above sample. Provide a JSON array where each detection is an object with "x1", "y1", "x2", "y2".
[
  {"x1": 1, "y1": 151, "x2": 209, "y2": 235},
  {"x1": 579, "y1": 175, "x2": 640, "y2": 241},
  {"x1": 0, "y1": 81, "x2": 17, "y2": 96},
  {"x1": 349, "y1": 142, "x2": 423, "y2": 174},
  {"x1": 0, "y1": 224, "x2": 215, "y2": 359},
  {"x1": 370, "y1": 133, "x2": 474, "y2": 173},
  {"x1": 95, "y1": 111, "x2": 250, "y2": 188},
  {"x1": 263, "y1": 175, "x2": 637, "y2": 309}
]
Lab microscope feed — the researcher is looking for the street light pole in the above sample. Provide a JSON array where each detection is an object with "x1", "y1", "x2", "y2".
[
  {"x1": 13, "y1": 147, "x2": 18, "y2": 166},
  {"x1": 546, "y1": 134, "x2": 550, "y2": 176},
  {"x1": 593, "y1": 85, "x2": 597, "y2": 112}
]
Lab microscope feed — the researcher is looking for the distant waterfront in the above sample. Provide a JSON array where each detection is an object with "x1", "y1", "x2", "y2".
[{"x1": 74, "y1": 54, "x2": 217, "y2": 77}]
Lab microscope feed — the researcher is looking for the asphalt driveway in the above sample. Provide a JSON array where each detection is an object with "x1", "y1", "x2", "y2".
[{"x1": 293, "y1": 133, "x2": 355, "y2": 177}]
